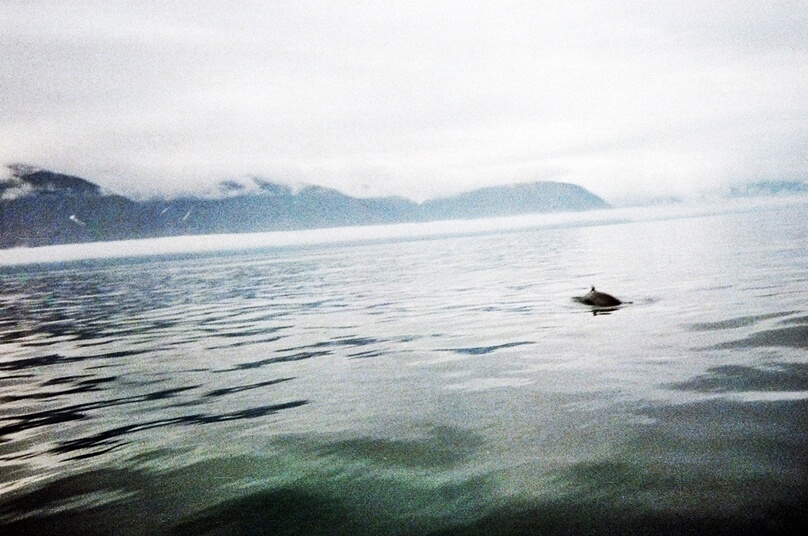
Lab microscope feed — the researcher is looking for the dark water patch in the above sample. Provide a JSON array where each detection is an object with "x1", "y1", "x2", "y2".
[
  {"x1": 0, "y1": 385, "x2": 198, "y2": 439},
  {"x1": 446, "y1": 341, "x2": 533, "y2": 355},
  {"x1": 0, "y1": 407, "x2": 88, "y2": 439},
  {"x1": 708, "y1": 325, "x2": 808, "y2": 349},
  {"x1": 20, "y1": 337, "x2": 78, "y2": 348},
  {"x1": 106, "y1": 318, "x2": 180, "y2": 334},
  {"x1": 202, "y1": 402, "x2": 310, "y2": 421},
  {"x1": 282, "y1": 336, "x2": 384, "y2": 352},
  {"x1": 206, "y1": 335, "x2": 284, "y2": 350},
  {"x1": 200, "y1": 326, "x2": 284, "y2": 338},
  {"x1": 86, "y1": 362, "x2": 122, "y2": 371},
  {"x1": 0, "y1": 374, "x2": 34, "y2": 382},
  {"x1": 0, "y1": 353, "x2": 67, "y2": 371},
  {"x1": 93, "y1": 349, "x2": 151, "y2": 360},
  {"x1": 689, "y1": 311, "x2": 798, "y2": 331},
  {"x1": 437, "y1": 398, "x2": 806, "y2": 535},
  {"x1": 4, "y1": 445, "x2": 803, "y2": 536},
  {"x1": 205, "y1": 378, "x2": 294, "y2": 398},
  {"x1": 349, "y1": 349, "x2": 385, "y2": 359},
  {"x1": 169, "y1": 427, "x2": 489, "y2": 535},
  {"x1": 329, "y1": 336, "x2": 380, "y2": 347},
  {"x1": 367, "y1": 301, "x2": 395, "y2": 309},
  {"x1": 229, "y1": 350, "x2": 333, "y2": 370},
  {"x1": 174, "y1": 487, "x2": 386, "y2": 536},
  {"x1": 667, "y1": 363, "x2": 808, "y2": 393},
  {"x1": 429, "y1": 483, "x2": 807, "y2": 536},
  {"x1": 471, "y1": 305, "x2": 533, "y2": 314},
  {"x1": 0, "y1": 451, "x2": 490, "y2": 536},
  {"x1": 593, "y1": 398, "x2": 808, "y2": 532},
  {"x1": 0, "y1": 463, "x2": 29, "y2": 489},
  {"x1": 226, "y1": 336, "x2": 382, "y2": 370},
  {"x1": 0, "y1": 467, "x2": 141, "y2": 531},
  {"x1": 0, "y1": 376, "x2": 117, "y2": 403},
  {"x1": 408, "y1": 396, "x2": 808, "y2": 535},
  {"x1": 42, "y1": 374, "x2": 102, "y2": 385},
  {"x1": 300, "y1": 299, "x2": 332, "y2": 310},
  {"x1": 143, "y1": 386, "x2": 200, "y2": 401},
  {"x1": 0, "y1": 349, "x2": 149, "y2": 371},
  {"x1": 75, "y1": 338, "x2": 118, "y2": 348},
  {"x1": 318, "y1": 427, "x2": 482, "y2": 470},
  {"x1": 697, "y1": 283, "x2": 734, "y2": 291},
  {"x1": 0, "y1": 319, "x2": 116, "y2": 347},
  {"x1": 173, "y1": 478, "x2": 492, "y2": 536},
  {"x1": 631, "y1": 398, "x2": 808, "y2": 484},
  {"x1": 239, "y1": 312, "x2": 293, "y2": 323},
  {"x1": 779, "y1": 314, "x2": 808, "y2": 326},
  {"x1": 51, "y1": 400, "x2": 308, "y2": 460}
]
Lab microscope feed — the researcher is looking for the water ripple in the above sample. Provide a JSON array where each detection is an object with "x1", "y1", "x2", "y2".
[
  {"x1": 2, "y1": 203, "x2": 807, "y2": 533},
  {"x1": 443, "y1": 341, "x2": 534, "y2": 355},
  {"x1": 51, "y1": 401, "x2": 308, "y2": 460}
]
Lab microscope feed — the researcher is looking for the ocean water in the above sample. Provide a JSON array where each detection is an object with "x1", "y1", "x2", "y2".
[{"x1": 1, "y1": 200, "x2": 807, "y2": 535}]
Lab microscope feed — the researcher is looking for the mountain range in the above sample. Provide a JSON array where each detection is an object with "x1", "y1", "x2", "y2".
[{"x1": 1, "y1": 165, "x2": 610, "y2": 248}]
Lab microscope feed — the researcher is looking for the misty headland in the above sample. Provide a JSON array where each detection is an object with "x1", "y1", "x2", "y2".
[
  {"x1": 4, "y1": 165, "x2": 807, "y2": 250},
  {"x1": 1, "y1": 165, "x2": 613, "y2": 249}
]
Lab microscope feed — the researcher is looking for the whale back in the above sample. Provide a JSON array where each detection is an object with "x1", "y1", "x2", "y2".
[{"x1": 581, "y1": 286, "x2": 622, "y2": 307}]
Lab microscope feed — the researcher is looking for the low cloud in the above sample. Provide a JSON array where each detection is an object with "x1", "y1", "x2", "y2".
[{"x1": 1, "y1": 0, "x2": 806, "y2": 203}]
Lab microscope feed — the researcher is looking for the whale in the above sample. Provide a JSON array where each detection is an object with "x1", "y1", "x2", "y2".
[{"x1": 577, "y1": 286, "x2": 622, "y2": 307}]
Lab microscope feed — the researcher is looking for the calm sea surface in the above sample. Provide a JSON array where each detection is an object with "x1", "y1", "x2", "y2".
[{"x1": 1, "y1": 201, "x2": 807, "y2": 535}]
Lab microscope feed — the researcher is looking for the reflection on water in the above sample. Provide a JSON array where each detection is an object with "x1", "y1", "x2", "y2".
[
  {"x1": 1, "y1": 202, "x2": 807, "y2": 534},
  {"x1": 667, "y1": 363, "x2": 808, "y2": 393}
]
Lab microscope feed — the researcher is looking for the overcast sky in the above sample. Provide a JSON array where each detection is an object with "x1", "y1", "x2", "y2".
[{"x1": 1, "y1": 1, "x2": 806, "y2": 203}]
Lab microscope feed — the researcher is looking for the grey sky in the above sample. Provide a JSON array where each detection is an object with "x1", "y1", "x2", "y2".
[{"x1": 1, "y1": 1, "x2": 806, "y2": 203}]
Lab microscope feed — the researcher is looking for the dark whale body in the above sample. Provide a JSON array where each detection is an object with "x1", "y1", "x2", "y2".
[{"x1": 579, "y1": 286, "x2": 622, "y2": 307}]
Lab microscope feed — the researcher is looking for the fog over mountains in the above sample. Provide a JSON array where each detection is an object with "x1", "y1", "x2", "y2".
[
  {"x1": 4, "y1": 165, "x2": 805, "y2": 249},
  {"x1": 1, "y1": 165, "x2": 612, "y2": 248}
]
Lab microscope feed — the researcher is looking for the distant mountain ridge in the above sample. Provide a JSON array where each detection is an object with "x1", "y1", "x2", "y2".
[
  {"x1": 728, "y1": 180, "x2": 808, "y2": 198},
  {"x1": 0, "y1": 166, "x2": 609, "y2": 248}
]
